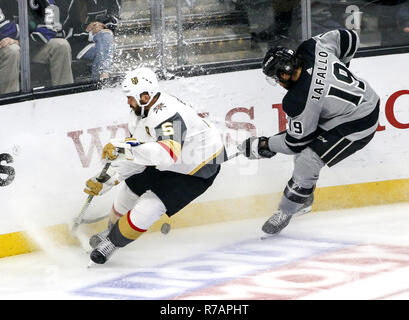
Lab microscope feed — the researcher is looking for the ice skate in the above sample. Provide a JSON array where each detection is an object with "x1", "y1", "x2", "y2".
[
  {"x1": 261, "y1": 195, "x2": 314, "y2": 236},
  {"x1": 262, "y1": 210, "x2": 292, "y2": 235},
  {"x1": 89, "y1": 221, "x2": 114, "y2": 249},
  {"x1": 293, "y1": 194, "x2": 314, "y2": 217},
  {"x1": 90, "y1": 237, "x2": 118, "y2": 264},
  {"x1": 89, "y1": 226, "x2": 111, "y2": 249}
]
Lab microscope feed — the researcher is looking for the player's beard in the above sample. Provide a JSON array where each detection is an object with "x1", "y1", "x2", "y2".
[
  {"x1": 130, "y1": 103, "x2": 144, "y2": 117},
  {"x1": 131, "y1": 103, "x2": 150, "y2": 118},
  {"x1": 280, "y1": 78, "x2": 295, "y2": 90}
]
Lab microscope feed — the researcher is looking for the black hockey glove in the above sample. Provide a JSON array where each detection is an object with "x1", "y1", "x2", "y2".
[{"x1": 238, "y1": 136, "x2": 276, "y2": 159}]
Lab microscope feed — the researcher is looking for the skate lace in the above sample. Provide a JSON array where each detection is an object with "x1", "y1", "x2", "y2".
[
  {"x1": 98, "y1": 239, "x2": 117, "y2": 258},
  {"x1": 89, "y1": 228, "x2": 109, "y2": 247},
  {"x1": 268, "y1": 211, "x2": 289, "y2": 225}
]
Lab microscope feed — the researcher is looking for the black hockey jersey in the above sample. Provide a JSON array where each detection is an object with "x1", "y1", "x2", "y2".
[{"x1": 270, "y1": 29, "x2": 380, "y2": 154}]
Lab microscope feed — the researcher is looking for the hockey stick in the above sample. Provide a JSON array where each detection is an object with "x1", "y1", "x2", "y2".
[
  {"x1": 71, "y1": 162, "x2": 111, "y2": 234},
  {"x1": 226, "y1": 150, "x2": 244, "y2": 161}
]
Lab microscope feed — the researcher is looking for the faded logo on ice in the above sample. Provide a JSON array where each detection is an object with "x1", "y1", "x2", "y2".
[{"x1": 73, "y1": 235, "x2": 355, "y2": 300}]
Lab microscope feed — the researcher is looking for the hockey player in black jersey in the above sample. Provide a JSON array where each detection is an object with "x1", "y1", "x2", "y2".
[{"x1": 239, "y1": 29, "x2": 380, "y2": 235}]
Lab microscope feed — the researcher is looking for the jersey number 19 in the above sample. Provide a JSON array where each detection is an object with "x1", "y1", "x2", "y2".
[{"x1": 328, "y1": 62, "x2": 365, "y2": 107}]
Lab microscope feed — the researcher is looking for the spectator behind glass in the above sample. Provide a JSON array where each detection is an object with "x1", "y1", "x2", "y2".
[
  {"x1": 375, "y1": 0, "x2": 409, "y2": 46},
  {"x1": 311, "y1": 1, "x2": 343, "y2": 36},
  {"x1": 0, "y1": 3, "x2": 20, "y2": 94},
  {"x1": 397, "y1": 1, "x2": 409, "y2": 41},
  {"x1": 28, "y1": 0, "x2": 73, "y2": 86},
  {"x1": 60, "y1": 0, "x2": 121, "y2": 81},
  {"x1": 270, "y1": 0, "x2": 300, "y2": 47},
  {"x1": 249, "y1": 0, "x2": 300, "y2": 48},
  {"x1": 264, "y1": 0, "x2": 342, "y2": 48}
]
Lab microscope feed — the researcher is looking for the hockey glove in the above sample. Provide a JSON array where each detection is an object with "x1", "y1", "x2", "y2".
[
  {"x1": 102, "y1": 138, "x2": 140, "y2": 161},
  {"x1": 84, "y1": 173, "x2": 119, "y2": 196},
  {"x1": 238, "y1": 136, "x2": 276, "y2": 159}
]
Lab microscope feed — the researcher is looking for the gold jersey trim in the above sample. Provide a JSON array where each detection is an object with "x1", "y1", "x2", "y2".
[{"x1": 189, "y1": 147, "x2": 224, "y2": 176}]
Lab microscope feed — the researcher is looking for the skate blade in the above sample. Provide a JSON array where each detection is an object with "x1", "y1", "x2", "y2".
[{"x1": 260, "y1": 233, "x2": 281, "y2": 240}]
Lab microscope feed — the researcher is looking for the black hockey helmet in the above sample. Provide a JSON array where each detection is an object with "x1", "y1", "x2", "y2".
[{"x1": 262, "y1": 46, "x2": 299, "y2": 85}]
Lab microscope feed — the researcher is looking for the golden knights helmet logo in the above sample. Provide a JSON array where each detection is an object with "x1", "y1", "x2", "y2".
[{"x1": 131, "y1": 77, "x2": 138, "y2": 85}]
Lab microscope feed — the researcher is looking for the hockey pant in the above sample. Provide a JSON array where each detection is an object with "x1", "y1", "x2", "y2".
[
  {"x1": 280, "y1": 131, "x2": 376, "y2": 216},
  {"x1": 279, "y1": 147, "x2": 323, "y2": 216},
  {"x1": 108, "y1": 182, "x2": 166, "y2": 247}
]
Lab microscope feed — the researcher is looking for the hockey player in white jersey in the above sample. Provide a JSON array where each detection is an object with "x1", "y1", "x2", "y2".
[
  {"x1": 239, "y1": 29, "x2": 380, "y2": 235},
  {"x1": 84, "y1": 67, "x2": 226, "y2": 264}
]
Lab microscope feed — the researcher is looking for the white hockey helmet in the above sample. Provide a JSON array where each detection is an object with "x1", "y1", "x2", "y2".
[{"x1": 122, "y1": 67, "x2": 160, "y2": 108}]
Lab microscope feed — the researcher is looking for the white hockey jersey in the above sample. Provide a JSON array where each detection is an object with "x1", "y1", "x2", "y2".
[{"x1": 126, "y1": 92, "x2": 225, "y2": 179}]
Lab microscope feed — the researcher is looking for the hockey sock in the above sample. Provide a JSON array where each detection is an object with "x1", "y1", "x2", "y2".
[
  {"x1": 108, "y1": 205, "x2": 124, "y2": 226},
  {"x1": 108, "y1": 210, "x2": 146, "y2": 247}
]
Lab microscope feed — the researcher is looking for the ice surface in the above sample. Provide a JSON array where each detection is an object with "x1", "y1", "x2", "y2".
[{"x1": 1, "y1": 202, "x2": 409, "y2": 300}]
